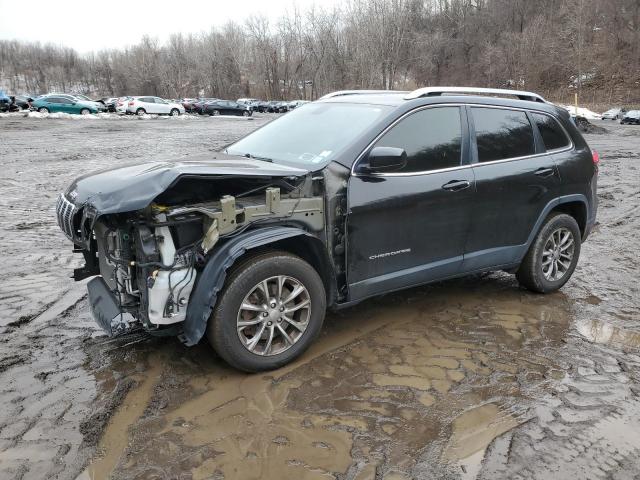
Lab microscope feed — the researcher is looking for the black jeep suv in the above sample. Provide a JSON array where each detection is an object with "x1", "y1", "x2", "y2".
[{"x1": 56, "y1": 87, "x2": 598, "y2": 371}]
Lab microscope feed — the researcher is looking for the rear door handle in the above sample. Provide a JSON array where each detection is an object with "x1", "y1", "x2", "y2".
[
  {"x1": 534, "y1": 167, "x2": 555, "y2": 177},
  {"x1": 441, "y1": 180, "x2": 471, "y2": 192}
]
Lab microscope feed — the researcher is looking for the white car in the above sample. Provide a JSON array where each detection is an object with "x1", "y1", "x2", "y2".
[
  {"x1": 115, "y1": 96, "x2": 132, "y2": 114},
  {"x1": 126, "y1": 96, "x2": 185, "y2": 116}
]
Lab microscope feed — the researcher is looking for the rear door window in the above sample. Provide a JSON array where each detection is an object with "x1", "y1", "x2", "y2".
[
  {"x1": 471, "y1": 107, "x2": 535, "y2": 162},
  {"x1": 531, "y1": 113, "x2": 571, "y2": 151},
  {"x1": 373, "y1": 106, "x2": 463, "y2": 173}
]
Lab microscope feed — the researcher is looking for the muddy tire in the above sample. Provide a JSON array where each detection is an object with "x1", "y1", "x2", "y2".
[
  {"x1": 517, "y1": 213, "x2": 581, "y2": 293},
  {"x1": 207, "y1": 251, "x2": 326, "y2": 372}
]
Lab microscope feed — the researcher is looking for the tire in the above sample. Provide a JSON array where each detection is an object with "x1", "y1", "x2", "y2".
[
  {"x1": 242, "y1": 110, "x2": 250, "y2": 117},
  {"x1": 38, "y1": 107, "x2": 49, "y2": 114},
  {"x1": 210, "y1": 109, "x2": 220, "y2": 116},
  {"x1": 136, "y1": 108, "x2": 146, "y2": 116},
  {"x1": 516, "y1": 213, "x2": 581, "y2": 293},
  {"x1": 80, "y1": 108, "x2": 90, "y2": 115},
  {"x1": 207, "y1": 251, "x2": 326, "y2": 372},
  {"x1": 170, "y1": 108, "x2": 179, "y2": 116}
]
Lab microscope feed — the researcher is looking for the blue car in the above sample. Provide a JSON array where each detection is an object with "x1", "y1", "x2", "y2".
[
  {"x1": 0, "y1": 90, "x2": 10, "y2": 112},
  {"x1": 32, "y1": 94, "x2": 104, "y2": 115}
]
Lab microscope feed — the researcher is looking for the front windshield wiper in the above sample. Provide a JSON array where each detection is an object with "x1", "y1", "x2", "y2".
[{"x1": 241, "y1": 152, "x2": 273, "y2": 163}]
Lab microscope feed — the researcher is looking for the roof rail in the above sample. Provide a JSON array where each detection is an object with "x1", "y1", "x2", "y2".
[
  {"x1": 319, "y1": 90, "x2": 408, "y2": 100},
  {"x1": 404, "y1": 86, "x2": 547, "y2": 103}
]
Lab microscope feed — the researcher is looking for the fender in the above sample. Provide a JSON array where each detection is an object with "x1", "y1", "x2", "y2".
[
  {"x1": 520, "y1": 193, "x2": 590, "y2": 259},
  {"x1": 179, "y1": 226, "x2": 315, "y2": 346}
]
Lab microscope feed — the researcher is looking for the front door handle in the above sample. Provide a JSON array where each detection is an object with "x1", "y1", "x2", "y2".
[
  {"x1": 534, "y1": 167, "x2": 555, "y2": 177},
  {"x1": 441, "y1": 180, "x2": 471, "y2": 192}
]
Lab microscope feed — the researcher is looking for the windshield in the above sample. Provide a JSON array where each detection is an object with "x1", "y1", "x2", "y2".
[{"x1": 227, "y1": 102, "x2": 391, "y2": 167}]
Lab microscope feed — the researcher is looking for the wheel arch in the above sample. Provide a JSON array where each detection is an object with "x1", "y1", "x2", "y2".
[
  {"x1": 549, "y1": 200, "x2": 587, "y2": 236},
  {"x1": 523, "y1": 195, "x2": 590, "y2": 257},
  {"x1": 181, "y1": 226, "x2": 333, "y2": 346}
]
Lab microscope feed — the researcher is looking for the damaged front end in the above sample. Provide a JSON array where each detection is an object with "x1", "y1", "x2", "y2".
[{"x1": 55, "y1": 156, "x2": 326, "y2": 342}]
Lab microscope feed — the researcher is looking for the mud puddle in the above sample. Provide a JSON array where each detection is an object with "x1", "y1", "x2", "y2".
[{"x1": 81, "y1": 276, "x2": 572, "y2": 479}]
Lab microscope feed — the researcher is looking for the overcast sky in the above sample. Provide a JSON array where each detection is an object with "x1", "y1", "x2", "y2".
[{"x1": 0, "y1": 0, "x2": 339, "y2": 53}]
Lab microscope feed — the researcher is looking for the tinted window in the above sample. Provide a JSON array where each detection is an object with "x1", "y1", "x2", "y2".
[
  {"x1": 532, "y1": 113, "x2": 570, "y2": 151},
  {"x1": 373, "y1": 107, "x2": 462, "y2": 173},
  {"x1": 47, "y1": 97, "x2": 63, "y2": 103},
  {"x1": 472, "y1": 108, "x2": 535, "y2": 162},
  {"x1": 140, "y1": 97, "x2": 153, "y2": 103}
]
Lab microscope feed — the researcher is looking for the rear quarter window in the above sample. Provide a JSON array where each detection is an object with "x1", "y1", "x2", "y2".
[
  {"x1": 532, "y1": 113, "x2": 571, "y2": 151},
  {"x1": 472, "y1": 107, "x2": 535, "y2": 162}
]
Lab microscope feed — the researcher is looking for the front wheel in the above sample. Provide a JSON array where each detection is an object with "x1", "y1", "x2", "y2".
[
  {"x1": 516, "y1": 213, "x2": 581, "y2": 293},
  {"x1": 170, "y1": 108, "x2": 179, "y2": 116},
  {"x1": 207, "y1": 252, "x2": 326, "y2": 372},
  {"x1": 80, "y1": 108, "x2": 91, "y2": 115}
]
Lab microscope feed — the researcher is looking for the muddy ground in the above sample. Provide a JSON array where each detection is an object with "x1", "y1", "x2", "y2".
[{"x1": 0, "y1": 113, "x2": 638, "y2": 480}]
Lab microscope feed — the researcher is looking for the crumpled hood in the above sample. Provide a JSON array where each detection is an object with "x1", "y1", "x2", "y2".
[{"x1": 66, "y1": 153, "x2": 309, "y2": 214}]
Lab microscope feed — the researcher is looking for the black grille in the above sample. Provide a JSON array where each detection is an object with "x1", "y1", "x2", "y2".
[{"x1": 56, "y1": 194, "x2": 77, "y2": 240}]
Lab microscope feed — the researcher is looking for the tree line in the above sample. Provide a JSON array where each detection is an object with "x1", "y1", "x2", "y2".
[{"x1": 0, "y1": 0, "x2": 638, "y2": 105}]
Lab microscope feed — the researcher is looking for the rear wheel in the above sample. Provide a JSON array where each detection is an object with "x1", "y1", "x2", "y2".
[
  {"x1": 136, "y1": 108, "x2": 146, "y2": 116},
  {"x1": 242, "y1": 110, "x2": 250, "y2": 117},
  {"x1": 38, "y1": 107, "x2": 49, "y2": 113},
  {"x1": 207, "y1": 252, "x2": 326, "y2": 372},
  {"x1": 210, "y1": 109, "x2": 220, "y2": 116},
  {"x1": 517, "y1": 213, "x2": 581, "y2": 293}
]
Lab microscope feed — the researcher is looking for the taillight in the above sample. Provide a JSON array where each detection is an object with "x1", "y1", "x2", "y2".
[
  {"x1": 592, "y1": 150, "x2": 600, "y2": 165},
  {"x1": 128, "y1": 101, "x2": 134, "y2": 106}
]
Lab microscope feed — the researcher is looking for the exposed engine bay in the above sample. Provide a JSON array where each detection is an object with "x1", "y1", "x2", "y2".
[
  {"x1": 55, "y1": 155, "x2": 350, "y2": 344},
  {"x1": 93, "y1": 185, "x2": 324, "y2": 337}
]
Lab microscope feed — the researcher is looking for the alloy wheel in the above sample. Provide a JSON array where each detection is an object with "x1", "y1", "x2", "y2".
[
  {"x1": 541, "y1": 227, "x2": 575, "y2": 281},
  {"x1": 236, "y1": 275, "x2": 311, "y2": 356}
]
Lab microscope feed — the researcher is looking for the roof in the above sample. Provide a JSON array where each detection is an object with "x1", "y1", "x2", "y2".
[{"x1": 317, "y1": 86, "x2": 551, "y2": 108}]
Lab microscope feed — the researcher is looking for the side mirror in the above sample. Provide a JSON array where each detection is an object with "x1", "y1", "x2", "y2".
[{"x1": 365, "y1": 146, "x2": 407, "y2": 173}]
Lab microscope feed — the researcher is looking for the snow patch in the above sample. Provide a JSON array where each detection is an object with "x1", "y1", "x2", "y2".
[
  {"x1": 562, "y1": 105, "x2": 601, "y2": 120},
  {"x1": 0, "y1": 111, "x2": 251, "y2": 121}
]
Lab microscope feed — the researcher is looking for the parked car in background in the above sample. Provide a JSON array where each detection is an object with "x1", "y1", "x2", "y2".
[
  {"x1": 601, "y1": 108, "x2": 626, "y2": 120},
  {"x1": 0, "y1": 90, "x2": 10, "y2": 112},
  {"x1": 114, "y1": 97, "x2": 131, "y2": 114},
  {"x1": 203, "y1": 100, "x2": 252, "y2": 116},
  {"x1": 97, "y1": 97, "x2": 119, "y2": 112},
  {"x1": 10, "y1": 95, "x2": 34, "y2": 110},
  {"x1": 237, "y1": 98, "x2": 260, "y2": 111},
  {"x1": 266, "y1": 100, "x2": 288, "y2": 113},
  {"x1": 31, "y1": 95, "x2": 103, "y2": 114},
  {"x1": 181, "y1": 98, "x2": 199, "y2": 113},
  {"x1": 253, "y1": 100, "x2": 270, "y2": 113},
  {"x1": 126, "y1": 96, "x2": 185, "y2": 116},
  {"x1": 193, "y1": 98, "x2": 219, "y2": 114},
  {"x1": 620, "y1": 110, "x2": 640, "y2": 125}
]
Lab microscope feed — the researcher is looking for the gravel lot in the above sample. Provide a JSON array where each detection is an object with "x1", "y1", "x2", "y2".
[{"x1": 0, "y1": 113, "x2": 638, "y2": 480}]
